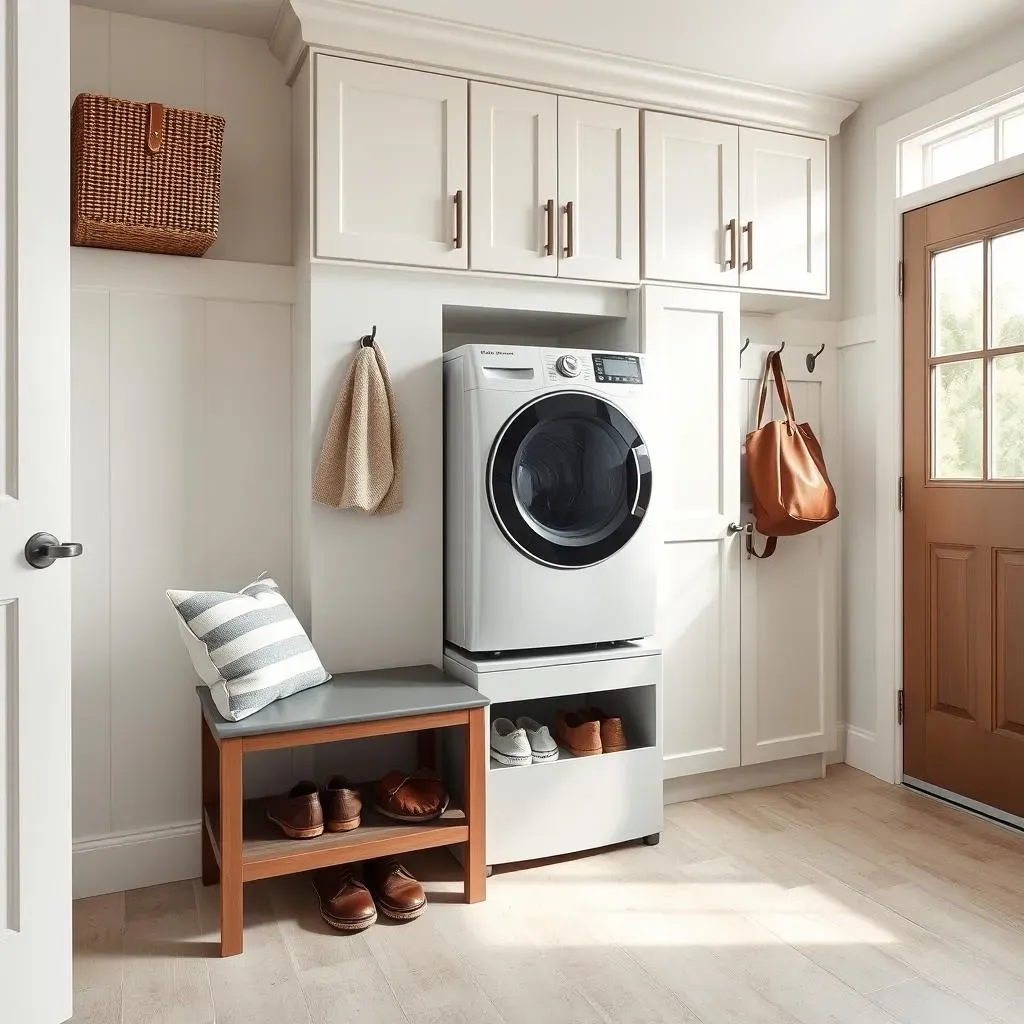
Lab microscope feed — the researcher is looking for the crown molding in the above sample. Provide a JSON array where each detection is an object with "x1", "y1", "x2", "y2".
[{"x1": 271, "y1": 0, "x2": 858, "y2": 136}]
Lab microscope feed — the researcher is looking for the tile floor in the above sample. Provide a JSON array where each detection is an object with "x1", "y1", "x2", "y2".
[{"x1": 71, "y1": 766, "x2": 1024, "y2": 1023}]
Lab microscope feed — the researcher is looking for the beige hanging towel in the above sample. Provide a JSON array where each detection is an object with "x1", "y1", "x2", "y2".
[{"x1": 313, "y1": 336, "x2": 404, "y2": 515}]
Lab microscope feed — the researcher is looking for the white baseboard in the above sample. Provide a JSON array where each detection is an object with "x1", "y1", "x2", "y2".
[
  {"x1": 663, "y1": 753, "x2": 825, "y2": 804},
  {"x1": 843, "y1": 723, "x2": 890, "y2": 779},
  {"x1": 73, "y1": 821, "x2": 201, "y2": 900},
  {"x1": 826, "y1": 722, "x2": 848, "y2": 765}
]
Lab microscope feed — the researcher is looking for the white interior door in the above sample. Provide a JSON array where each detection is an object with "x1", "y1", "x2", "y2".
[
  {"x1": 315, "y1": 54, "x2": 469, "y2": 269},
  {"x1": 739, "y1": 344, "x2": 838, "y2": 765},
  {"x1": 644, "y1": 286, "x2": 741, "y2": 778},
  {"x1": 469, "y1": 82, "x2": 557, "y2": 276},
  {"x1": 557, "y1": 97, "x2": 639, "y2": 283},
  {"x1": 738, "y1": 128, "x2": 827, "y2": 295},
  {"x1": 0, "y1": 2, "x2": 73, "y2": 1022},
  {"x1": 642, "y1": 112, "x2": 739, "y2": 287}
]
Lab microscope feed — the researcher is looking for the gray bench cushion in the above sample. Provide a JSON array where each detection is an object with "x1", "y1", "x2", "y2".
[{"x1": 197, "y1": 664, "x2": 488, "y2": 739}]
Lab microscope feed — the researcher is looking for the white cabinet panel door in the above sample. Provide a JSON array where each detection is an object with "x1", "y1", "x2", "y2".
[
  {"x1": 738, "y1": 129, "x2": 827, "y2": 295},
  {"x1": 0, "y1": 1, "x2": 73, "y2": 1021},
  {"x1": 644, "y1": 287, "x2": 741, "y2": 778},
  {"x1": 659, "y1": 540, "x2": 741, "y2": 777},
  {"x1": 643, "y1": 287, "x2": 740, "y2": 542},
  {"x1": 739, "y1": 344, "x2": 838, "y2": 765},
  {"x1": 315, "y1": 55, "x2": 468, "y2": 269},
  {"x1": 642, "y1": 113, "x2": 739, "y2": 287},
  {"x1": 558, "y1": 97, "x2": 639, "y2": 283},
  {"x1": 469, "y1": 82, "x2": 557, "y2": 276}
]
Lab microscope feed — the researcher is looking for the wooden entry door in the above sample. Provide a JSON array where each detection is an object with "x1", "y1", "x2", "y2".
[{"x1": 903, "y1": 174, "x2": 1024, "y2": 818}]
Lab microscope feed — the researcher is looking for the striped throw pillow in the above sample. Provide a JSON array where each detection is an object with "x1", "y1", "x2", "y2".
[{"x1": 167, "y1": 576, "x2": 331, "y2": 722}]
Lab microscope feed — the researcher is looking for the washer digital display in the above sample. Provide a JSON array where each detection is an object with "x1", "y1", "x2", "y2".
[{"x1": 593, "y1": 353, "x2": 643, "y2": 384}]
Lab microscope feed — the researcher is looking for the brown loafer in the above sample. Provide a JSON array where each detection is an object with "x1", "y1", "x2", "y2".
[
  {"x1": 583, "y1": 707, "x2": 628, "y2": 753},
  {"x1": 374, "y1": 769, "x2": 450, "y2": 823},
  {"x1": 366, "y1": 858, "x2": 426, "y2": 921},
  {"x1": 322, "y1": 776, "x2": 361, "y2": 832},
  {"x1": 556, "y1": 710, "x2": 602, "y2": 757},
  {"x1": 266, "y1": 780, "x2": 324, "y2": 839},
  {"x1": 312, "y1": 868, "x2": 377, "y2": 931}
]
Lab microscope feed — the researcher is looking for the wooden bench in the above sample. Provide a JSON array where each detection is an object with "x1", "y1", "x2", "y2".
[{"x1": 197, "y1": 665, "x2": 489, "y2": 956}]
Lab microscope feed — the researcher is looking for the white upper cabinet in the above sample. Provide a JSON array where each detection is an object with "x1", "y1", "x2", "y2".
[
  {"x1": 315, "y1": 55, "x2": 468, "y2": 269},
  {"x1": 558, "y1": 97, "x2": 640, "y2": 284},
  {"x1": 469, "y1": 83, "x2": 558, "y2": 276},
  {"x1": 738, "y1": 128, "x2": 828, "y2": 295},
  {"x1": 640, "y1": 115, "x2": 829, "y2": 296},
  {"x1": 642, "y1": 113, "x2": 739, "y2": 287}
]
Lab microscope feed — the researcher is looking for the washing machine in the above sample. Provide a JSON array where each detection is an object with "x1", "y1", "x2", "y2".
[{"x1": 444, "y1": 343, "x2": 658, "y2": 654}]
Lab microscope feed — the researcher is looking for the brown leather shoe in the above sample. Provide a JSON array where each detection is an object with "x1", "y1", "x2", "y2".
[
  {"x1": 366, "y1": 858, "x2": 426, "y2": 921},
  {"x1": 583, "y1": 707, "x2": 628, "y2": 753},
  {"x1": 374, "y1": 770, "x2": 450, "y2": 822},
  {"x1": 321, "y1": 776, "x2": 361, "y2": 832},
  {"x1": 266, "y1": 780, "x2": 324, "y2": 839},
  {"x1": 556, "y1": 710, "x2": 602, "y2": 756},
  {"x1": 312, "y1": 868, "x2": 377, "y2": 931}
]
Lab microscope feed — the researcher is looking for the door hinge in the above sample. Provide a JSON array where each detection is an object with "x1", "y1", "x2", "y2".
[
  {"x1": 897, "y1": 475, "x2": 905, "y2": 512},
  {"x1": 897, "y1": 689, "x2": 905, "y2": 726},
  {"x1": 898, "y1": 260, "x2": 905, "y2": 298}
]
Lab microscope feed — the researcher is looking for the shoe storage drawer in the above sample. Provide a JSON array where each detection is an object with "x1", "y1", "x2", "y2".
[{"x1": 486, "y1": 744, "x2": 663, "y2": 865}]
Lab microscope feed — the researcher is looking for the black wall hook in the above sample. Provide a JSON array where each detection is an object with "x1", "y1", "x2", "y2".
[
  {"x1": 360, "y1": 326, "x2": 377, "y2": 348},
  {"x1": 739, "y1": 337, "x2": 751, "y2": 363},
  {"x1": 772, "y1": 340, "x2": 786, "y2": 359},
  {"x1": 806, "y1": 343, "x2": 825, "y2": 373}
]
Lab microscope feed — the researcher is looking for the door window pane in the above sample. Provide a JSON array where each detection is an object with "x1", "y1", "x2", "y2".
[
  {"x1": 992, "y1": 231, "x2": 1024, "y2": 348},
  {"x1": 927, "y1": 124, "x2": 995, "y2": 186},
  {"x1": 1001, "y1": 111, "x2": 1024, "y2": 159},
  {"x1": 933, "y1": 359, "x2": 983, "y2": 479},
  {"x1": 933, "y1": 243, "x2": 984, "y2": 356},
  {"x1": 992, "y1": 352, "x2": 1024, "y2": 479}
]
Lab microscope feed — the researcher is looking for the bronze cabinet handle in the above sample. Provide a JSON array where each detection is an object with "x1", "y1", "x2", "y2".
[
  {"x1": 563, "y1": 200, "x2": 575, "y2": 258},
  {"x1": 453, "y1": 190, "x2": 464, "y2": 249},
  {"x1": 742, "y1": 220, "x2": 754, "y2": 272},
  {"x1": 544, "y1": 199, "x2": 555, "y2": 256},
  {"x1": 724, "y1": 217, "x2": 737, "y2": 270}
]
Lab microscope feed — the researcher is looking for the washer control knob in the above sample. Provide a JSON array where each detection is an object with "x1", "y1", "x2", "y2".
[{"x1": 556, "y1": 354, "x2": 582, "y2": 378}]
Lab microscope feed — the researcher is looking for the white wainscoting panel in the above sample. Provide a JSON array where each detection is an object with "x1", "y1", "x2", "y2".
[
  {"x1": 70, "y1": 5, "x2": 292, "y2": 265},
  {"x1": 71, "y1": 269, "x2": 294, "y2": 897}
]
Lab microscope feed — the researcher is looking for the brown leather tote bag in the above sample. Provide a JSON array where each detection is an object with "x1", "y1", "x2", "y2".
[{"x1": 744, "y1": 352, "x2": 838, "y2": 558}]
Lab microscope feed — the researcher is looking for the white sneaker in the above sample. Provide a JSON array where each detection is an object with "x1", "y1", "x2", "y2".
[
  {"x1": 516, "y1": 716, "x2": 559, "y2": 763},
  {"x1": 490, "y1": 718, "x2": 532, "y2": 767}
]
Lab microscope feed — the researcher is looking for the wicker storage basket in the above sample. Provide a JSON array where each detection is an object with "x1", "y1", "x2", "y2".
[{"x1": 71, "y1": 93, "x2": 226, "y2": 257}]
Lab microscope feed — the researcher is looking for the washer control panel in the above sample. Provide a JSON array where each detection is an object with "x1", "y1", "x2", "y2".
[{"x1": 592, "y1": 353, "x2": 643, "y2": 384}]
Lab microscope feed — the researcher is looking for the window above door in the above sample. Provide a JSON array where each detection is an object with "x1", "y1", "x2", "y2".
[{"x1": 901, "y1": 92, "x2": 1024, "y2": 195}]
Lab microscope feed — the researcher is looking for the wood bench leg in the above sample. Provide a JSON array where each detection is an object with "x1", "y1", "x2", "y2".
[
  {"x1": 219, "y1": 738, "x2": 244, "y2": 956},
  {"x1": 464, "y1": 706, "x2": 486, "y2": 903},
  {"x1": 201, "y1": 715, "x2": 220, "y2": 887}
]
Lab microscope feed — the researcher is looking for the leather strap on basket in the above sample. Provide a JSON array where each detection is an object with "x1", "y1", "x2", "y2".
[{"x1": 147, "y1": 102, "x2": 165, "y2": 154}]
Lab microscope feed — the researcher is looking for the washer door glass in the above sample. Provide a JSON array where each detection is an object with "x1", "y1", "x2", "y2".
[{"x1": 488, "y1": 392, "x2": 652, "y2": 568}]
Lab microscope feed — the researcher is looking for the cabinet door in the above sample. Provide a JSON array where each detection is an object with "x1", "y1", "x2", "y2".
[
  {"x1": 558, "y1": 98, "x2": 640, "y2": 283},
  {"x1": 315, "y1": 55, "x2": 468, "y2": 269},
  {"x1": 644, "y1": 287, "x2": 741, "y2": 778},
  {"x1": 642, "y1": 113, "x2": 739, "y2": 287},
  {"x1": 469, "y1": 83, "x2": 557, "y2": 276},
  {"x1": 739, "y1": 344, "x2": 838, "y2": 765},
  {"x1": 738, "y1": 129, "x2": 827, "y2": 295}
]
